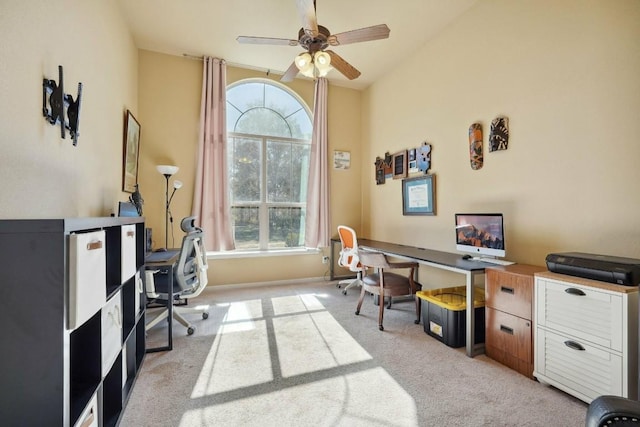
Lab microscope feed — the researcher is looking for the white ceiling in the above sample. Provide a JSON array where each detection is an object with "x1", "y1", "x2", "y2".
[{"x1": 117, "y1": 0, "x2": 479, "y2": 90}]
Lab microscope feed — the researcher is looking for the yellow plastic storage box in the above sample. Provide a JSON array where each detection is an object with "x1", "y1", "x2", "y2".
[{"x1": 416, "y1": 286, "x2": 486, "y2": 348}]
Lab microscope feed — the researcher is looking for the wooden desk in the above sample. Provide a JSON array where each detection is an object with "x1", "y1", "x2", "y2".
[{"x1": 333, "y1": 237, "x2": 489, "y2": 357}]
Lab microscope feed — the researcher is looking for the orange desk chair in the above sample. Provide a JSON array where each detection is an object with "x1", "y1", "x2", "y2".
[{"x1": 336, "y1": 225, "x2": 365, "y2": 295}]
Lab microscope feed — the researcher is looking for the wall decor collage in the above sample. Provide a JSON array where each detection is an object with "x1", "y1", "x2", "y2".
[{"x1": 374, "y1": 115, "x2": 509, "y2": 216}]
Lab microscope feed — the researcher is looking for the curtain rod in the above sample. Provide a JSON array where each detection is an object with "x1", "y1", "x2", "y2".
[{"x1": 181, "y1": 53, "x2": 284, "y2": 76}]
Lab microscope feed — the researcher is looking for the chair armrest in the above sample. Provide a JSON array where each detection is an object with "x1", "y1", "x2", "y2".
[{"x1": 586, "y1": 395, "x2": 640, "y2": 427}]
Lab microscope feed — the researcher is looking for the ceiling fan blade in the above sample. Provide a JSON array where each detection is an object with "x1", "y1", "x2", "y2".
[
  {"x1": 237, "y1": 36, "x2": 298, "y2": 46},
  {"x1": 328, "y1": 24, "x2": 390, "y2": 46},
  {"x1": 296, "y1": 0, "x2": 318, "y2": 37},
  {"x1": 326, "y1": 50, "x2": 361, "y2": 80},
  {"x1": 281, "y1": 61, "x2": 299, "y2": 82}
]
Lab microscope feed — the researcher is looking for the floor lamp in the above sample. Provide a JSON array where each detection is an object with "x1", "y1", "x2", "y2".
[{"x1": 156, "y1": 165, "x2": 182, "y2": 250}]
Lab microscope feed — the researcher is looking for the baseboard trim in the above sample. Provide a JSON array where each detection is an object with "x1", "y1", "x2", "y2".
[{"x1": 204, "y1": 276, "x2": 330, "y2": 291}]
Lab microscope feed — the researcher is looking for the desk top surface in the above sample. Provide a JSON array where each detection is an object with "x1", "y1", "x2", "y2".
[
  {"x1": 356, "y1": 238, "x2": 487, "y2": 272},
  {"x1": 145, "y1": 249, "x2": 180, "y2": 264}
]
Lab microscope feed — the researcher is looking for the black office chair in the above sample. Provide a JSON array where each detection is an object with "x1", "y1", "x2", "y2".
[
  {"x1": 145, "y1": 217, "x2": 209, "y2": 335},
  {"x1": 586, "y1": 395, "x2": 640, "y2": 426}
]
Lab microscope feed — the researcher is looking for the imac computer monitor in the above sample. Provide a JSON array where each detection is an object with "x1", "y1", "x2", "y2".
[{"x1": 455, "y1": 213, "x2": 505, "y2": 258}]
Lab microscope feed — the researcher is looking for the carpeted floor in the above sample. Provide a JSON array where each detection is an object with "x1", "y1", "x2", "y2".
[{"x1": 120, "y1": 280, "x2": 588, "y2": 426}]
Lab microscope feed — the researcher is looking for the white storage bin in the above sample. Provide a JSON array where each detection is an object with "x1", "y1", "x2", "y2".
[
  {"x1": 74, "y1": 391, "x2": 98, "y2": 427},
  {"x1": 102, "y1": 290, "x2": 122, "y2": 377},
  {"x1": 69, "y1": 230, "x2": 106, "y2": 330},
  {"x1": 121, "y1": 224, "x2": 137, "y2": 283}
]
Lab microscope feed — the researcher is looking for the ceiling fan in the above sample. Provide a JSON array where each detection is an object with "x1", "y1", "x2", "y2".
[{"x1": 236, "y1": 0, "x2": 390, "y2": 82}]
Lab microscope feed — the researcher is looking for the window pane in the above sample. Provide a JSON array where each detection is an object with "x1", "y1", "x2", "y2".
[
  {"x1": 227, "y1": 83, "x2": 264, "y2": 111},
  {"x1": 236, "y1": 108, "x2": 291, "y2": 138},
  {"x1": 288, "y1": 109, "x2": 313, "y2": 140},
  {"x1": 264, "y1": 84, "x2": 302, "y2": 117},
  {"x1": 232, "y1": 207, "x2": 260, "y2": 249},
  {"x1": 266, "y1": 141, "x2": 310, "y2": 203},
  {"x1": 228, "y1": 137, "x2": 261, "y2": 202},
  {"x1": 269, "y1": 207, "x2": 305, "y2": 248}
]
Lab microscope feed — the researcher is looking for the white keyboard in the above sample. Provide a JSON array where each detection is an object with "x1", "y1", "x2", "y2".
[{"x1": 474, "y1": 257, "x2": 515, "y2": 266}]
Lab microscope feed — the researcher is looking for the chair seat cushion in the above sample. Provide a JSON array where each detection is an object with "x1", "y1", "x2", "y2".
[{"x1": 363, "y1": 272, "x2": 411, "y2": 289}]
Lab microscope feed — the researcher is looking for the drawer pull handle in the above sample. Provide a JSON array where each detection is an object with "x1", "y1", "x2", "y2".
[
  {"x1": 126, "y1": 230, "x2": 135, "y2": 237},
  {"x1": 500, "y1": 325, "x2": 514, "y2": 335},
  {"x1": 86, "y1": 241, "x2": 103, "y2": 251},
  {"x1": 564, "y1": 287, "x2": 585, "y2": 296},
  {"x1": 564, "y1": 340, "x2": 585, "y2": 351},
  {"x1": 500, "y1": 286, "x2": 514, "y2": 294}
]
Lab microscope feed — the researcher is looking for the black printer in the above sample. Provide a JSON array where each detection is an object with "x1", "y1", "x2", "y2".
[{"x1": 545, "y1": 252, "x2": 640, "y2": 286}]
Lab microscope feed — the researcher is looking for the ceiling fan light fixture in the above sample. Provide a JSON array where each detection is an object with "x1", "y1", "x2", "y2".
[
  {"x1": 295, "y1": 52, "x2": 315, "y2": 77},
  {"x1": 314, "y1": 51, "x2": 332, "y2": 76}
]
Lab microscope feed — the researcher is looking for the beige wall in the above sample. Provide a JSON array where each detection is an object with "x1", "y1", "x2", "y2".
[
  {"x1": 362, "y1": 0, "x2": 640, "y2": 288},
  {"x1": 137, "y1": 51, "x2": 363, "y2": 286},
  {"x1": 0, "y1": 1, "x2": 138, "y2": 218}
]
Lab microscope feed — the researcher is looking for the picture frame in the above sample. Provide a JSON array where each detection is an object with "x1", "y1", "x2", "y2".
[
  {"x1": 392, "y1": 150, "x2": 407, "y2": 179},
  {"x1": 333, "y1": 150, "x2": 351, "y2": 169},
  {"x1": 402, "y1": 174, "x2": 436, "y2": 216},
  {"x1": 122, "y1": 110, "x2": 141, "y2": 193}
]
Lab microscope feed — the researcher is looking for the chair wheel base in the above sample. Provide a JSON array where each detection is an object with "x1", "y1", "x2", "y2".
[
  {"x1": 355, "y1": 311, "x2": 359, "y2": 315},
  {"x1": 414, "y1": 319, "x2": 420, "y2": 324},
  {"x1": 203, "y1": 312, "x2": 209, "y2": 319},
  {"x1": 342, "y1": 290, "x2": 347, "y2": 295},
  {"x1": 379, "y1": 325, "x2": 384, "y2": 331},
  {"x1": 187, "y1": 327, "x2": 195, "y2": 335}
]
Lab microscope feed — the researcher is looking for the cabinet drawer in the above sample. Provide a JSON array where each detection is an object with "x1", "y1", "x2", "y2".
[
  {"x1": 535, "y1": 328, "x2": 624, "y2": 401},
  {"x1": 486, "y1": 268, "x2": 532, "y2": 319},
  {"x1": 536, "y1": 278, "x2": 623, "y2": 351},
  {"x1": 485, "y1": 307, "x2": 533, "y2": 377},
  {"x1": 121, "y1": 224, "x2": 137, "y2": 283},
  {"x1": 69, "y1": 230, "x2": 107, "y2": 330},
  {"x1": 102, "y1": 290, "x2": 122, "y2": 377}
]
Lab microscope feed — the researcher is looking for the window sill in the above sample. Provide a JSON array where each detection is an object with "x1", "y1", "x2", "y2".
[{"x1": 207, "y1": 247, "x2": 321, "y2": 260}]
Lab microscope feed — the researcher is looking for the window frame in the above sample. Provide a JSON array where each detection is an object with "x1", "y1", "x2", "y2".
[{"x1": 226, "y1": 78, "x2": 312, "y2": 252}]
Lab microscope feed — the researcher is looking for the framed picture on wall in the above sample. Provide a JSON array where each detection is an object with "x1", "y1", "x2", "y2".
[
  {"x1": 392, "y1": 150, "x2": 407, "y2": 179},
  {"x1": 402, "y1": 174, "x2": 436, "y2": 215},
  {"x1": 122, "y1": 110, "x2": 141, "y2": 193}
]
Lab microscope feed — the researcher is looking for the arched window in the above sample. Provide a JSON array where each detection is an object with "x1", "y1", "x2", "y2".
[{"x1": 226, "y1": 79, "x2": 312, "y2": 250}]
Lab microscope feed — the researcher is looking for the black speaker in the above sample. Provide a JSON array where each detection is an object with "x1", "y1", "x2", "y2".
[{"x1": 145, "y1": 228, "x2": 152, "y2": 253}]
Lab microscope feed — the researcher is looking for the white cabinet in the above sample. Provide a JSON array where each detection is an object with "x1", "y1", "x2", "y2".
[{"x1": 534, "y1": 271, "x2": 638, "y2": 403}]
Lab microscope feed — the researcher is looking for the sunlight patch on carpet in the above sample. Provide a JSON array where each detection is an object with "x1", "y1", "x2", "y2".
[
  {"x1": 191, "y1": 319, "x2": 272, "y2": 397},
  {"x1": 274, "y1": 311, "x2": 372, "y2": 377},
  {"x1": 217, "y1": 299, "x2": 263, "y2": 321},
  {"x1": 271, "y1": 293, "x2": 326, "y2": 315},
  {"x1": 180, "y1": 367, "x2": 418, "y2": 427}
]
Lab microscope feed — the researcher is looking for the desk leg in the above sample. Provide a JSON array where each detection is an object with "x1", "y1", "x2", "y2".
[
  {"x1": 465, "y1": 271, "x2": 485, "y2": 358},
  {"x1": 466, "y1": 272, "x2": 474, "y2": 357},
  {"x1": 145, "y1": 264, "x2": 174, "y2": 353},
  {"x1": 330, "y1": 240, "x2": 337, "y2": 281}
]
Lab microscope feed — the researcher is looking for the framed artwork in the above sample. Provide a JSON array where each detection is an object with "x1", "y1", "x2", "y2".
[
  {"x1": 122, "y1": 110, "x2": 141, "y2": 193},
  {"x1": 392, "y1": 150, "x2": 407, "y2": 179},
  {"x1": 374, "y1": 157, "x2": 386, "y2": 185},
  {"x1": 333, "y1": 150, "x2": 351, "y2": 169},
  {"x1": 402, "y1": 174, "x2": 436, "y2": 216}
]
